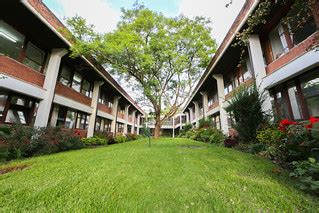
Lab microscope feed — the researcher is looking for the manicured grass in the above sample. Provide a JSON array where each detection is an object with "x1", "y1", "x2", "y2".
[{"x1": 0, "y1": 138, "x2": 318, "y2": 212}]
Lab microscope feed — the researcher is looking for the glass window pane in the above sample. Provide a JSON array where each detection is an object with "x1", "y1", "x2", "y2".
[
  {"x1": 23, "y1": 42, "x2": 45, "y2": 71},
  {"x1": 5, "y1": 109, "x2": 27, "y2": 124},
  {"x1": 301, "y1": 72, "x2": 319, "y2": 98},
  {"x1": 287, "y1": 85, "x2": 302, "y2": 120},
  {"x1": 291, "y1": 16, "x2": 316, "y2": 45},
  {"x1": 0, "y1": 91, "x2": 8, "y2": 118},
  {"x1": 81, "y1": 79, "x2": 91, "y2": 97},
  {"x1": 276, "y1": 91, "x2": 290, "y2": 119},
  {"x1": 65, "y1": 110, "x2": 76, "y2": 129},
  {"x1": 60, "y1": 67, "x2": 72, "y2": 86},
  {"x1": 72, "y1": 72, "x2": 82, "y2": 92},
  {"x1": 0, "y1": 20, "x2": 25, "y2": 60},
  {"x1": 306, "y1": 96, "x2": 319, "y2": 117},
  {"x1": 269, "y1": 25, "x2": 285, "y2": 60},
  {"x1": 10, "y1": 96, "x2": 26, "y2": 106}
]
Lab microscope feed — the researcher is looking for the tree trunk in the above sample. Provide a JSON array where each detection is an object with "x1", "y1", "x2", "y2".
[{"x1": 154, "y1": 113, "x2": 161, "y2": 138}]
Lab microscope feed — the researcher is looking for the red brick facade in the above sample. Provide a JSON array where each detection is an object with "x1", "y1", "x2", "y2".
[
  {"x1": 0, "y1": 56, "x2": 45, "y2": 87},
  {"x1": 266, "y1": 32, "x2": 319, "y2": 75},
  {"x1": 97, "y1": 103, "x2": 113, "y2": 115},
  {"x1": 55, "y1": 82, "x2": 92, "y2": 106}
]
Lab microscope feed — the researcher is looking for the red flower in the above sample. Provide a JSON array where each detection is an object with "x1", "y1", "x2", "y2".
[
  {"x1": 280, "y1": 119, "x2": 291, "y2": 126},
  {"x1": 309, "y1": 117, "x2": 319, "y2": 124},
  {"x1": 305, "y1": 124, "x2": 313, "y2": 129}
]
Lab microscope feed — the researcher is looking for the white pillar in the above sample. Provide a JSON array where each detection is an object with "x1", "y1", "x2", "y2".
[
  {"x1": 111, "y1": 96, "x2": 121, "y2": 134},
  {"x1": 185, "y1": 112, "x2": 190, "y2": 123},
  {"x1": 213, "y1": 74, "x2": 229, "y2": 135},
  {"x1": 34, "y1": 48, "x2": 68, "y2": 127},
  {"x1": 172, "y1": 117, "x2": 175, "y2": 138},
  {"x1": 200, "y1": 91, "x2": 208, "y2": 118},
  {"x1": 193, "y1": 101, "x2": 200, "y2": 127},
  {"x1": 131, "y1": 110, "x2": 137, "y2": 134},
  {"x1": 248, "y1": 34, "x2": 273, "y2": 115},
  {"x1": 188, "y1": 107, "x2": 194, "y2": 124},
  {"x1": 87, "y1": 81, "x2": 104, "y2": 137},
  {"x1": 124, "y1": 104, "x2": 130, "y2": 134},
  {"x1": 136, "y1": 114, "x2": 141, "y2": 134}
]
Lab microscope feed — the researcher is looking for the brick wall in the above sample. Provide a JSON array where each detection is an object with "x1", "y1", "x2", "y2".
[
  {"x1": 55, "y1": 82, "x2": 92, "y2": 106},
  {"x1": 0, "y1": 56, "x2": 45, "y2": 87},
  {"x1": 266, "y1": 32, "x2": 319, "y2": 75},
  {"x1": 97, "y1": 103, "x2": 113, "y2": 115}
]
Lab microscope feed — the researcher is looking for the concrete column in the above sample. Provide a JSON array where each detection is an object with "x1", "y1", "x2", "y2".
[
  {"x1": 248, "y1": 34, "x2": 273, "y2": 115},
  {"x1": 87, "y1": 81, "x2": 104, "y2": 137},
  {"x1": 213, "y1": 74, "x2": 229, "y2": 134},
  {"x1": 136, "y1": 114, "x2": 141, "y2": 134},
  {"x1": 188, "y1": 107, "x2": 194, "y2": 123},
  {"x1": 193, "y1": 101, "x2": 200, "y2": 127},
  {"x1": 200, "y1": 91, "x2": 208, "y2": 118},
  {"x1": 34, "y1": 48, "x2": 68, "y2": 127},
  {"x1": 185, "y1": 112, "x2": 190, "y2": 123},
  {"x1": 131, "y1": 110, "x2": 137, "y2": 134},
  {"x1": 172, "y1": 117, "x2": 175, "y2": 138},
  {"x1": 123, "y1": 104, "x2": 130, "y2": 134},
  {"x1": 111, "y1": 96, "x2": 121, "y2": 134}
]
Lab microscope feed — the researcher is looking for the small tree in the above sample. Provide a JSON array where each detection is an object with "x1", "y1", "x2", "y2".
[
  {"x1": 226, "y1": 85, "x2": 269, "y2": 143},
  {"x1": 65, "y1": 4, "x2": 216, "y2": 138}
]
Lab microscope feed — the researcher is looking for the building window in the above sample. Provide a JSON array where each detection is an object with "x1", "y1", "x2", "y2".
[
  {"x1": 289, "y1": 15, "x2": 317, "y2": 45},
  {"x1": 99, "y1": 92, "x2": 113, "y2": 108},
  {"x1": 0, "y1": 20, "x2": 25, "y2": 60},
  {"x1": 64, "y1": 109, "x2": 76, "y2": 129},
  {"x1": 72, "y1": 72, "x2": 82, "y2": 93},
  {"x1": 59, "y1": 66, "x2": 72, "y2": 87},
  {"x1": 300, "y1": 71, "x2": 319, "y2": 117},
  {"x1": 76, "y1": 112, "x2": 89, "y2": 129},
  {"x1": 269, "y1": 24, "x2": 286, "y2": 60},
  {"x1": 0, "y1": 91, "x2": 38, "y2": 125},
  {"x1": 22, "y1": 42, "x2": 46, "y2": 71},
  {"x1": 117, "y1": 122, "x2": 124, "y2": 133},
  {"x1": 81, "y1": 79, "x2": 92, "y2": 98}
]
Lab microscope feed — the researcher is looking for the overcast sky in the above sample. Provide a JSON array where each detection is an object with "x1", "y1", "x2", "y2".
[{"x1": 43, "y1": 0, "x2": 245, "y2": 111}]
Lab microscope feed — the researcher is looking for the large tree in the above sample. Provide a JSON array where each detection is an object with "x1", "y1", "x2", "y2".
[{"x1": 65, "y1": 4, "x2": 216, "y2": 138}]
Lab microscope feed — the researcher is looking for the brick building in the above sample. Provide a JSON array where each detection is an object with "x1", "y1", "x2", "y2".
[
  {"x1": 0, "y1": 0, "x2": 144, "y2": 137},
  {"x1": 181, "y1": 0, "x2": 319, "y2": 134}
]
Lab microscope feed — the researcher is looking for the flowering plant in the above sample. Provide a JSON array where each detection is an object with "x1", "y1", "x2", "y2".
[{"x1": 277, "y1": 117, "x2": 319, "y2": 162}]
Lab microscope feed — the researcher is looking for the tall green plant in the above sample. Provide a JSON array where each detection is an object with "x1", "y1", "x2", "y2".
[{"x1": 226, "y1": 85, "x2": 268, "y2": 143}]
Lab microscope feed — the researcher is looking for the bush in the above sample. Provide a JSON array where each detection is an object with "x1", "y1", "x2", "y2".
[
  {"x1": 126, "y1": 133, "x2": 138, "y2": 141},
  {"x1": 224, "y1": 138, "x2": 238, "y2": 148},
  {"x1": 0, "y1": 125, "x2": 84, "y2": 161},
  {"x1": 198, "y1": 118, "x2": 212, "y2": 128},
  {"x1": 81, "y1": 136, "x2": 107, "y2": 146},
  {"x1": 194, "y1": 127, "x2": 224, "y2": 144},
  {"x1": 114, "y1": 135, "x2": 127, "y2": 143},
  {"x1": 226, "y1": 85, "x2": 269, "y2": 143},
  {"x1": 250, "y1": 143, "x2": 266, "y2": 154},
  {"x1": 179, "y1": 123, "x2": 193, "y2": 137},
  {"x1": 290, "y1": 158, "x2": 319, "y2": 195},
  {"x1": 94, "y1": 131, "x2": 116, "y2": 144}
]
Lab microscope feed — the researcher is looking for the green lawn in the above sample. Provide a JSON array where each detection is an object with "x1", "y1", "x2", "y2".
[{"x1": 0, "y1": 138, "x2": 318, "y2": 212}]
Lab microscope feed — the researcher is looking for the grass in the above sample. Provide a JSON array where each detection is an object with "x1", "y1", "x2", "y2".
[{"x1": 0, "y1": 138, "x2": 318, "y2": 212}]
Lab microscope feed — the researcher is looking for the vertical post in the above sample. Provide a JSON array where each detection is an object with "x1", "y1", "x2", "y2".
[
  {"x1": 200, "y1": 91, "x2": 208, "y2": 118},
  {"x1": 188, "y1": 107, "x2": 194, "y2": 124},
  {"x1": 213, "y1": 74, "x2": 229, "y2": 135},
  {"x1": 111, "y1": 96, "x2": 121, "y2": 135},
  {"x1": 193, "y1": 101, "x2": 200, "y2": 127},
  {"x1": 87, "y1": 81, "x2": 104, "y2": 137},
  {"x1": 248, "y1": 34, "x2": 273, "y2": 115},
  {"x1": 34, "y1": 48, "x2": 68, "y2": 127},
  {"x1": 185, "y1": 112, "x2": 190, "y2": 124},
  {"x1": 131, "y1": 110, "x2": 137, "y2": 134},
  {"x1": 172, "y1": 117, "x2": 175, "y2": 138},
  {"x1": 124, "y1": 104, "x2": 130, "y2": 134},
  {"x1": 136, "y1": 114, "x2": 141, "y2": 135}
]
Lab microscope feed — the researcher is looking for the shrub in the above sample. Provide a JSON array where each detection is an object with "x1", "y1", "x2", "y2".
[
  {"x1": 94, "y1": 131, "x2": 116, "y2": 144},
  {"x1": 126, "y1": 133, "x2": 138, "y2": 141},
  {"x1": 198, "y1": 118, "x2": 212, "y2": 128},
  {"x1": 250, "y1": 143, "x2": 266, "y2": 154},
  {"x1": 179, "y1": 123, "x2": 193, "y2": 137},
  {"x1": 224, "y1": 138, "x2": 238, "y2": 148},
  {"x1": 290, "y1": 158, "x2": 319, "y2": 195},
  {"x1": 194, "y1": 127, "x2": 224, "y2": 144},
  {"x1": 81, "y1": 136, "x2": 107, "y2": 146},
  {"x1": 0, "y1": 125, "x2": 84, "y2": 161},
  {"x1": 114, "y1": 135, "x2": 127, "y2": 143},
  {"x1": 226, "y1": 85, "x2": 269, "y2": 143}
]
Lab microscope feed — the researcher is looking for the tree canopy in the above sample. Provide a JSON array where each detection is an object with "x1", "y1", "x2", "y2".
[{"x1": 66, "y1": 4, "x2": 216, "y2": 137}]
